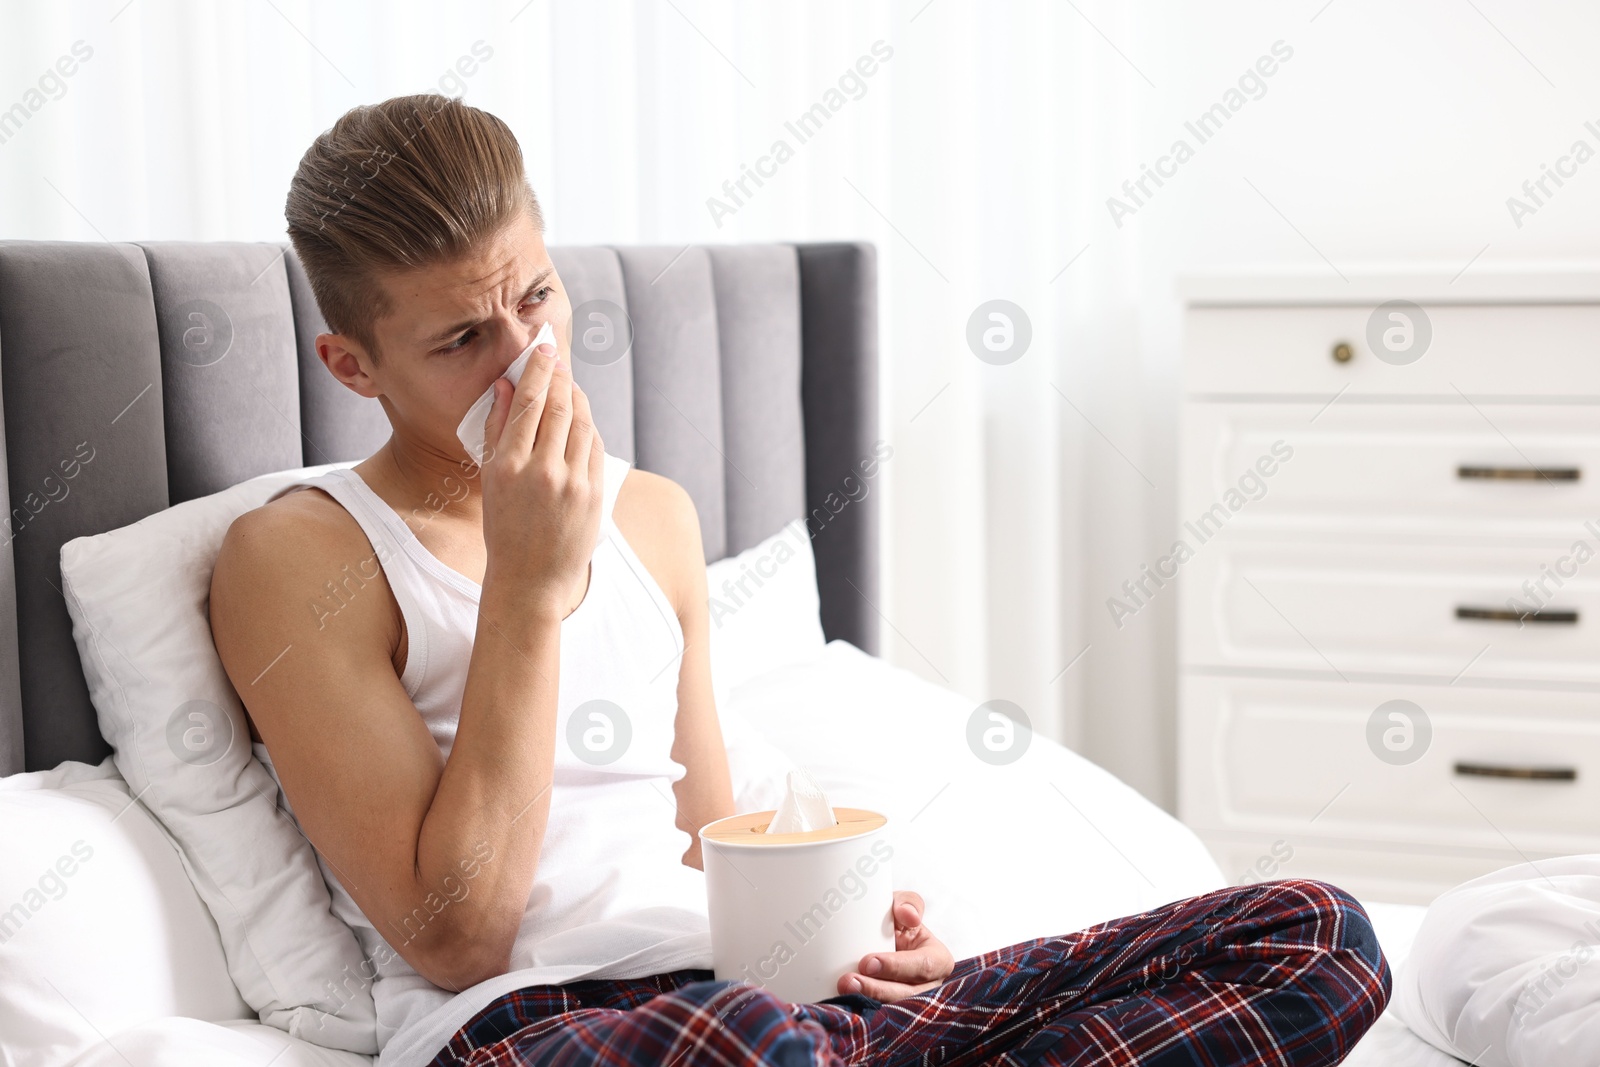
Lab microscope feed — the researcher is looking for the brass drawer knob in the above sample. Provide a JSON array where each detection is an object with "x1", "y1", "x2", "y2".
[{"x1": 1332, "y1": 341, "x2": 1354, "y2": 363}]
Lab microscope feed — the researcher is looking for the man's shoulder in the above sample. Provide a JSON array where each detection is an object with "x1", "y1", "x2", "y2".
[{"x1": 214, "y1": 481, "x2": 376, "y2": 600}]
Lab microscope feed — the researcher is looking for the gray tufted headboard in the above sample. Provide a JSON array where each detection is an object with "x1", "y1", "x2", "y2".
[{"x1": 0, "y1": 240, "x2": 879, "y2": 775}]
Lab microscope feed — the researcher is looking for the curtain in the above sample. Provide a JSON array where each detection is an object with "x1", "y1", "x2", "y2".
[{"x1": 7, "y1": 0, "x2": 1581, "y2": 809}]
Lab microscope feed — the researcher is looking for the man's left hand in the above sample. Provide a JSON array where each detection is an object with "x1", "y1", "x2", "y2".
[{"x1": 837, "y1": 890, "x2": 955, "y2": 1001}]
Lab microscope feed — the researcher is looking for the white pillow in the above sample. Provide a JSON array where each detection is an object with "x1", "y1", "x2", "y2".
[
  {"x1": 59, "y1": 463, "x2": 379, "y2": 1054},
  {"x1": 705, "y1": 517, "x2": 827, "y2": 709},
  {"x1": 0, "y1": 757, "x2": 253, "y2": 1067}
]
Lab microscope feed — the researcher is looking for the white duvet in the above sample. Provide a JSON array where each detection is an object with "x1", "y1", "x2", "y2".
[
  {"x1": 1393, "y1": 856, "x2": 1600, "y2": 1067},
  {"x1": 25, "y1": 638, "x2": 1450, "y2": 1066},
  {"x1": 723, "y1": 640, "x2": 1230, "y2": 958}
]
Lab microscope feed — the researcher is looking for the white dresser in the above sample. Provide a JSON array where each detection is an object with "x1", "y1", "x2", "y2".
[{"x1": 1176, "y1": 267, "x2": 1600, "y2": 904}]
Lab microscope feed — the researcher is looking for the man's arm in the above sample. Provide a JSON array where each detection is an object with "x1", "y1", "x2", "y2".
[
  {"x1": 613, "y1": 470, "x2": 735, "y2": 869},
  {"x1": 210, "y1": 344, "x2": 599, "y2": 993}
]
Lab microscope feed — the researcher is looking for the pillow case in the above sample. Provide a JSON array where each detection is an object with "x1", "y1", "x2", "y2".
[
  {"x1": 0, "y1": 756, "x2": 253, "y2": 1067},
  {"x1": 704, "y1": 517, "x2": 827, "y2": 709},
  {"x1": 58, "y1": 463, "x2": 379, "y2": 1054}
]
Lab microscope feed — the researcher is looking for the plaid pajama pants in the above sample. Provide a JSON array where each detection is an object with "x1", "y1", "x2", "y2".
[{"x1": 427, "y1": 878, "x2": 1389, "y2": 1067}]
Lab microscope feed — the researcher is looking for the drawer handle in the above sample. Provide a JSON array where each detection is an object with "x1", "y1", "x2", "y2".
[
  {"x1": 1454, "y1": 761, "x2": 1578, "y2": 782},
  {"x1": 1456, "y1": 606, "x2": 1580, "y2": 625},
  {"x1": 1458, "y1": 465, "x2": 1581, "y2": 482}
]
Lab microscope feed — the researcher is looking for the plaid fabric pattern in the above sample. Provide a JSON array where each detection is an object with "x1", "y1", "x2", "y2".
[{"x1": 428, "y1": 878, "x2": 1389, "y2": 1067}]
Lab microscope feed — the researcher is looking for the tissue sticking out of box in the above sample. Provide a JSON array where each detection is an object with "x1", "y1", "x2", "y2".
[
  {"x1": 456, "y1": 320, "x2": 558, "y2": 466},
  {"x1": 765, "y1": 769, "x2": 838, "y2": 834}
]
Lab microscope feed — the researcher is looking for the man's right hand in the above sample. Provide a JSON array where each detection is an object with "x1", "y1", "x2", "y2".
[{"x1": 477, "y1": 332, "x2": 605, "y2": 619}]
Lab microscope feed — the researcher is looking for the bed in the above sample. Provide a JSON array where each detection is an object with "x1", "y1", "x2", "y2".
[{"x1": 0, "y1": 238, "x2": 1446, "y2": 1064}]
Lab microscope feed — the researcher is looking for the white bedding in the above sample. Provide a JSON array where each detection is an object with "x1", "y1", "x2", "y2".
[
  {"x1": 723, "y1": 640, "x2": 1231, "y2": 959},
  {"x1": 1344, "y1": 902, "x2": 1468, "y2": 1066},
  {"x1": 23, "y1": 638, "x2": 1446, "y2": 1064},
  {"x1": 1389, "y1": 856, "x2": 1600, "y2": 1067}
]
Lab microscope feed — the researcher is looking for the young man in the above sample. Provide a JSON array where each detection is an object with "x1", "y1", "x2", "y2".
[{"x1": 210, "y1": 93, "x2": 1390, "y2": 1067}]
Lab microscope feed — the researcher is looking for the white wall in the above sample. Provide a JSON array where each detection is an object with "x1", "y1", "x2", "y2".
[{"x1": 1, "y1": 0, "x2": 1595, "y2": 809}]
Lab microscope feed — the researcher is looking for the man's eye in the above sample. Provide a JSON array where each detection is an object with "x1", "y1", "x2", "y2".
[{"x1": 440, "y1": 288, "x2": 552, "y2": 352}]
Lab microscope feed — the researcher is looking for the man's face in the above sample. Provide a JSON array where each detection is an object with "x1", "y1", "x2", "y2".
[{"x1": 361, "y1": 210, "x2": 571, "y2": 457}]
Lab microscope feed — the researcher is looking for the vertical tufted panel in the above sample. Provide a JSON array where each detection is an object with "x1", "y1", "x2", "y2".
[
  {"x1": 707, "y1": 246, "x2": 806, "y2": 554},
  {"x1": 140, "y1": 242, "x2": 304, "y2": 503},
  {"x1": 614, "y1": 247, "x2": 728, "y2": 562},
  {"x1": 0, "y1": 327, "x2": 18, "y2": 776},
  {"x1": 283, "y1": 245, "x2": 392, "y2": 465},
  {"x1": 0, "y1": 241, "x2": 169, "y2": 771},
  {"x1": 549, "y1": 246, "x2": 636, "y2": 463},
  {"x1": 798, "y1": 243, "x2": 880, "y2": 655}
]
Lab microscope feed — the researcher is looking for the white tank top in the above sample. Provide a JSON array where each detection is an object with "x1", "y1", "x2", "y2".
[{"x1": 255, "y1": 452, "x2": 713, "y2": 1067}]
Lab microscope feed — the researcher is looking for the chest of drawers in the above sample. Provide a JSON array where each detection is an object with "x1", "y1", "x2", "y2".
[{"x1": 1177, "y1": 267, "x2": 1600, "y2": 903}]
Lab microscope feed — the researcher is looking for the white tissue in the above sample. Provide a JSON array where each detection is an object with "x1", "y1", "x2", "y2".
[
  {"x1": 455, "y1": 321, "x2": 557, "y2": 466},
  {"x1": 766, "y1": 769, "x2": 838, "y2": 834}
]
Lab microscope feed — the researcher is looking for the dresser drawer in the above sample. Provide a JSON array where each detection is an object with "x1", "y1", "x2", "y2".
[
  {"x1": 1186, "y1": 304, "x2": 1600, "y2": 397},
  {"x1": 1180, "y1": 675, "x2": 1600, "y2": 855},
  {"x1": 1179, "y1": 538, "x2": 1600, "y2": 683},
  {"x1": 1180, "y1": 403, "x2": 1600, "y2": 539}
]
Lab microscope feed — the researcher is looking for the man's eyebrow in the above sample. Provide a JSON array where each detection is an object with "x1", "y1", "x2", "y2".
[{"x1": 422, "y1": 267, "x2": 554, "y2": 344}]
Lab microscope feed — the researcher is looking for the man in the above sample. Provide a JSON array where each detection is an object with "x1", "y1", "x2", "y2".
[{"x1": 210, "y1": 92, "x2": 1389, "y2": 1067}]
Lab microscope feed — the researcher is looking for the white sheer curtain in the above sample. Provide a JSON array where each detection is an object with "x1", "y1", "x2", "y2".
[{"x1": 7, "y1": 0, "x2": 1588, "y2": 809}]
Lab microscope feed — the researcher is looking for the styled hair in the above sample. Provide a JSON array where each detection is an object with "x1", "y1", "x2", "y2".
[{"x1": 284, "y1": 93, "x2": 543, "y2": 362}]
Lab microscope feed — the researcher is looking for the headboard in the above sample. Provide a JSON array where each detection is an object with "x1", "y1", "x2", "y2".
[{"x1": 0, "y1": 240, "x2": 879, "y2": 775}]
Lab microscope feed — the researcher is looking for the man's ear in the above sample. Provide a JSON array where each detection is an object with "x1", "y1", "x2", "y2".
[{"x1": 317, "y1": 333, "x2": 381, "y2": 399}]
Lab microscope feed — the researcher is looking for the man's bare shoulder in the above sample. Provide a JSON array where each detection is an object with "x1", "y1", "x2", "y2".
[
  {"x1": 612, "y1": 468, "x2": 704, "y2": 611},
  {"x1": 212, "y1": 482, "x2": 400, "y2": 652},
  {"x1": 217, "y1": 484, "x2": 371, "y2": 585}
]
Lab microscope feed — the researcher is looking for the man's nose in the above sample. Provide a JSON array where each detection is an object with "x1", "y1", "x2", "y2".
[
  {"x1": 517, "y1": 322, "x2": 538, "y2": 353},
  {"x1": 522, "y1": 320, "x2": 557, "y2": 359}
]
